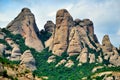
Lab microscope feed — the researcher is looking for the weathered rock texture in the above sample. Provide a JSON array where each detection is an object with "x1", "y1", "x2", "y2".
[
  {"x1": 102, "y1": 35, "x2": 120, "y2": 66},
  {"x1": 52, "y1": 9, "x2": 74, "y2": 56},
  {"x1": 6, "y1": 8, "x2": 44, "y2": 52},
  {"x1": 20, "y1": 50, "x2": 36, "y2": 71},
  {"x1": 44, "y1": 9, "x2": 120, "y2": 67},
  {"x1": 45, "y1": 9, "x2": 98, "y2": 56},
  {"x1": 44, "y1": 20, "x2": 55, "y2": 33},
  {"x1": 10, "y1": 46, "x2": 21, "y2": 61},
  {"x1": 0, "y1": 44, "x2": 6, "y2": 56}
]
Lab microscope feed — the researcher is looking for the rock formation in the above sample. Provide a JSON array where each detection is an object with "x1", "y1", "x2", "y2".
[
  {"x1": 6, "y1": 8, "x2": 44, "y2": 52},
  {"x1": 10, "y1": 46, "x2": 21, "y2": 61},
  {"x1": 45, "y1": 9, "x2": 98, "y2": 56},
  {"x1": 102, "y1": 35, "x2": 120, "y2": 66},
  {"x1": 102, "y1": 35, "x2": 113, "y2": 52},
  {"x1": 0, "y1": 8, "x2": 120, "y2": 80},
  {"x1": 52, "y1": 9, "x2": 74, "y2": 56},
  {"x1": 0, "y1": 44, "x2": 6, "y2": 56},
  {"x1": 20, "y1": 50, "x2": 36, "y2": 71},
  {"x1": 44, "y1": 20, "x2": 55, "y2": 33}
]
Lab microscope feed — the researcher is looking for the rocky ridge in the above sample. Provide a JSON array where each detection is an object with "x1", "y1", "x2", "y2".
[
  {"x1": 45, "y1": 9, "x2": 120, "y2": 67},
  {"x1": 0, "y1": 8, "x2": 120, "y2": 80}
]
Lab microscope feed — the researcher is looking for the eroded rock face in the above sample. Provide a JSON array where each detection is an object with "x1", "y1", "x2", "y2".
[
  {"x1": 0, "y1": 32, "x2": 5, "y2": 39},
  {"x1": 10, "y1": 46, "x2": 21, "y2": 61},
  {"x1": 20, "y1": 50, "x2": 36, "y2": 71},
  {"x1": 102, "y1": 35, "x2": 113, "y2": 52},
  {"x1": 89, "y1": 53, "x2": 95, "y2": 63},
  {"x1": 52, "y1": 9, "x2": 74, "y2": 56},
  {"x1": 0, "y1": 63, "x2": 4, "y2": 75},
  {"x1": 6, "y1": 8, "x2": 44, "y2": 52},
  {"x1": 46, "y1": 9, "x2": 98, "y2": 56},
  {"x1": 67, "y1": 27, "x2": 83, "y2": 56},
  {"x1": 44, "y1": 9, "x2": 120, "y2": 67},
  {"x1": 44, "y1": 20, "x2": 55, "y2": 33},
  {"x1": 102, "y1": 35, "x2": 120, "y2": 66},
  {"x1": 0, "y1": 44, "x2": 6, "y2": 56},
  {"x1": 77, "y1": 48, "x2": 88, "y2": 63}
]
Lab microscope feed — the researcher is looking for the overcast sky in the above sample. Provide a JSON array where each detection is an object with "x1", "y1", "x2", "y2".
[{"x1": 0, "y1": 0, "x2": 120, "y2": 47}]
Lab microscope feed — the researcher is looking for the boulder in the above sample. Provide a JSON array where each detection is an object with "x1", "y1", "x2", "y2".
[
  {"x1": 47, "y1": 55, "x2": 56, "y2": 63},
  {"x1": 55, "y1": 59, "x2": 66, "y2": 67},
  {"x1": 20, "y1": 50, "x2": 36, "y2": 71},
  {"x1": 65, "y1": 60, "x2": 74, "y2": 68},
  {"x1": 52, "y1": 9, "x2": 74, "y2": 56},
  {"x1": 10, "y1": 46, "x2": 21, "y2": 61},
  {"x1": 6, "y1": 8, "x2": 44, "y2": 52}
]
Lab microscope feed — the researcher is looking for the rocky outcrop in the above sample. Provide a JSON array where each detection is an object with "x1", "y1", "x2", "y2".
[
  {"x1": 102, "y1": 35, "x2": 113, "y2": 52},
  {"x1": 77, "y1": 48, "x2": 88, "y2": 63},
  {"x1": 52, "y1": 9, "x2": 74, "y2": 56},
  {"x1": 10, "y1": 46, "x2": 21, "y2": 61},
  {"x1": 0, "y1": 63, "x2": 4, "y2": 76},
  {"x1": 89, "y1": 53, "x2": 95, "y2": 63},
  {"x1": 0, "y1": 32, "x2": 5, "y2": 39},
  {"x1": 102, "y1": 35, "x2": 120, "y2": 66},
  {"x1": 6, "y1": 8, "x2": 44, "y2": 52},
  {"x1": 5, "y1": 38, "x2": 22, "y2": 61},
  {"x1": 44, "y1": 20, "x2": 55, "y2": 33},
  {"x1": 0, "y1": 62, "x2": 41, "y2": 80},
  {"x1": 67, "y1": 27, "x2": 83, "y2": 56},
  {"x1": 46, "y1": 9, "x2": 98, "y2": 56},
  {"x1": 55, "y1": 59, "x2": 66, "y2": 67},
  {"x1": 47, "y1": 55, "x2": 56, "y2": 63},
  {"x1": 0, "y1": 44, "x2": 6, "y2": 56},
  {"x1": 20, "y1": 50, "x2": 36, "y2": 71},
  {"x1": 65, "y1": 60, "x2": 74, "y2": 68}
]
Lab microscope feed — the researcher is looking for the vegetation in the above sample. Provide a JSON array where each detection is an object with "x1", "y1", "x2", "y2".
[
  {"x1": 0, "y1": 28, "x2": 120, "y2": 80},
  {"x1": 39, "y1": 30, "x2": 52, "y2": 46},
  {"x1": 0, "y1": 57, "x2": 19, "y2": 67}
]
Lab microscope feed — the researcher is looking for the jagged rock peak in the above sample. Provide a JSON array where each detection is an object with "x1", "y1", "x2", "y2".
[
  {"x1": 44, "y1": 20, "x2": 55, "y2": 33},
  {"x1": 52, "y1": 9, "x2": 74, "y2": 56},
  {"x1": 21, "y1": 8, "x2": 31, "y2": 12},
  {"x1": 102, "y1": 35, "x2": 112, "y2": 46},
  {"x1": 6, "y1": 8, "x2": 44, "y2": 52},
  {"x1": 102, "y1": 35, "x2": 113, "y2": 52},
  {"x1": 56, "y1": 9, "x2": 74, "y2": 26},
  {"x1": 56, "y1": 9, "x2": 69, "y2": 17}
]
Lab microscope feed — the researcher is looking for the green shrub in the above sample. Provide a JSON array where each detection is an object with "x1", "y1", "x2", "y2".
[{"x1": 39, "y1": 30, "x2": 52, "y2": 46}]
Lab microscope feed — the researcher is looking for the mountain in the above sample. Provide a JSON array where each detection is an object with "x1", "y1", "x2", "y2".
[
  {"x1": 6, "y1": 8, "x2": 44, "y2": 52},
  {"x1": 0, "y1": 8, "x2": 120, "y2": 80}
]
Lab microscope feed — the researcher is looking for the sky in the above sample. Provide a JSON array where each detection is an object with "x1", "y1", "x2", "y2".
[{"x1": 0, "y1": 0, "x2": 120, "y2": 47}]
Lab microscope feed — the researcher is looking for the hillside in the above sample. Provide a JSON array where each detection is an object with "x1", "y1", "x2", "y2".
[{"x1": 0, "y1": 8, "x2": 120, "y2": 80}]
